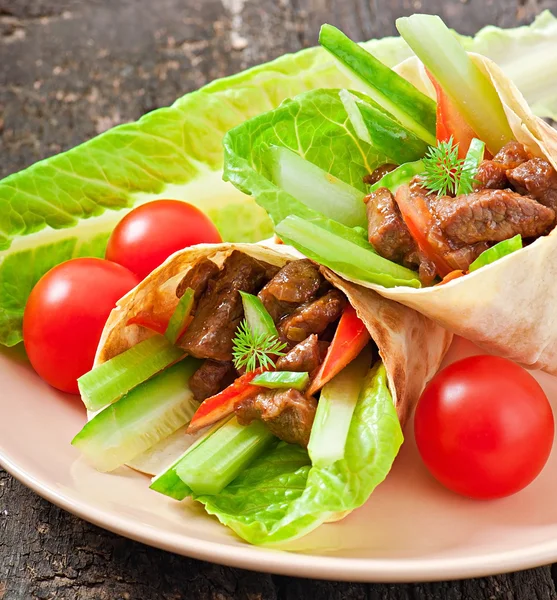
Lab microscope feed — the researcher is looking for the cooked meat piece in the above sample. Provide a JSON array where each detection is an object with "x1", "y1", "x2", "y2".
[
  {"x1": 258, "y1": 259, "x2": 323, "y2": 322},
  {"x1": 363, "y1": 163, "x2": 397, "y2": 185},
  {"x1": 176, "y1": 258, "x2": 219, "y2": 301},
  {"x1": 431, "y1": 189, "x2": 555, "y2": 245},
  {"x1": 180, "y1": 251, "x2": 269, "y2": 361},
  {"x1": 493, "y1": 141, "x2": 531, "y2": 169},
  {"x1": 444, "y1": 243, "x2": 490, "y2": 271},
  {"x1": 365, "y1": 187, "x2": 420, "y2": 267},
  {"x1": 278, "y1": 290, "x2": 347, "y2": 343},
  {"x1": 236, "y1": 388, "x2": 317, "y2": 447},
  {"x1": 507, "y1": 158, "x2": 557, "y2": 211},
  {"x1": 275, "y1": 334, "x2": 328, "y2": 373},
  {"x1": 474, "y1": 161, "x2": 508, "y2": 190},
  {"x1": 189, "y1": 360, "x2": 236, "y2": 402}
]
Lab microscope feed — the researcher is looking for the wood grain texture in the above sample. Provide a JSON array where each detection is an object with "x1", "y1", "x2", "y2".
[{"x1": 2, "y1": 0, "x2": 557, "y2": 598}]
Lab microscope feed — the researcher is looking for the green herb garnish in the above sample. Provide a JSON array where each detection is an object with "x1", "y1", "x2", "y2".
[
  {"x1": 422, "y1": 137, "x2": 477, "y2": 196},
  {"x1": 232, "y1": 320, "x2": 287, "y2": 373}
]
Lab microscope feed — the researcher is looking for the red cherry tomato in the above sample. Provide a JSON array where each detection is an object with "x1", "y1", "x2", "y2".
[
  {"x1": 23, "y1": 258, "x2": 138, "y2": 394},
  {"x1": 415, "y1": 355, "x2": 554, "y2": 500},
  {"x1": 106, "y1": 200, "x2": 222, "y2": 280}
]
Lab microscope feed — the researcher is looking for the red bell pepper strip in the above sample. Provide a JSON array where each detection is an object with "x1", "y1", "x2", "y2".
[
  {"x1": 428, "y1": 71, "x2": 479, "y2": 159},
  {"x1": 308, "y1": 305, "x2": 370, "y2": 396},
  {"x1": 395, "y1": 185, "x2": 453, "y2": 278},
  {"x1": 187, "y1": 369, "x2": 265, "y2": 433},
  {"x1": 127, "y1": 313, "x2": 168, "y2": 335}
]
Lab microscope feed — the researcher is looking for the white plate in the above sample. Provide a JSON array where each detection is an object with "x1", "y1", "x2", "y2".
[{"x1": 2, "y1": 337, "x2": 557, "y2": 582}]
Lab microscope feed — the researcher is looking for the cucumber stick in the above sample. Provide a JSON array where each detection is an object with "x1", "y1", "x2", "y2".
[
  {"x1": 252, "y1": 370, "x2": 309, "y2": 391},
  {"x1": 79, "y1": 335, "x2": 184, "y2": 412},
  {"x1": 339, "y1": 91, "x2": 429, "y2": 164},
  {"x1": 369, "y1": 160, "x2": 425, "y2": 194},
  {"x1": 72, "y1": 358, "x2": 201, "y2": 472},
  {"x1": 319, "y1": 24, "x2": 436, "y2": 145},
  {"x1": 165, "y1": 287, "x2": 194, "y2": 344},
  {"x1": 268, "y1": 146, "x2": 367, "y2": 229},
  {"x1": 151, "y1": 417, "x2": 275, "y2": 498},
  {"x1": 240, "y1": 292, "x2": 278, "y2": 337},
  {"x1": 308, "y1": 346, "x2": 372, "y2": 467}
]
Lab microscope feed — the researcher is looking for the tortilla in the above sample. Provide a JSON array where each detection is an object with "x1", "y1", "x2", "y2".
[
  {"x1": 337, "y1": 54, "x2": 557, "y2": 375},
  {"x1": 91, "y1": 242, "x2": 451, "y2": 475}
]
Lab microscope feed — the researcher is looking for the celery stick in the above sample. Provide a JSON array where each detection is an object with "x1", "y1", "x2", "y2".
[
  {"x1": 340, "y1": 91, "x2": 429, "y2": 164},
  {"x1": 396, "y1": 14, "x2": 513, "y2": 153},
  {"x1": 308, "y1": 346, "x2": 372, "y2": 468},
  {"x1": 252, "y1": 370, "x2": 309, "y2": 391},
  {"x1": 240, "y1": 291, "x2": 278, "y2": 337},
  {"x1": 469, "y1": 235, "x2": 522, "y2": 272},
  {"x1": 175, "y1": 418, "x2": 276, "y2": 495},
  {"x1": 457, "y1": 138, "x2": 485, "y2": 195},
  {"x1": 165, "y1": 288, "x2": 194, "y2": 344},
  {"x1": 320, "y1": 24, "x2": 436, "y2": 145},
  {"x1": 72, "y1": 358, "x2": 200, "y2": 472},
  {"x1": 276, "y1": 215, "x2": 420, "y2": 288},
  {"x1": 269, "y1": 146, "x2": 367, "y2": 229},
  {"x1": 79, "y1": 335, "x2": 184, "y2": 412},
  {"x1": 369, "y1": 160, "x2": 425, "y2": 194}
]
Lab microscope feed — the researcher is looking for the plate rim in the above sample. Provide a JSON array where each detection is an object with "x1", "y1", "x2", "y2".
[{"x1": 2, "y1": 443, "x2": 556, "y2": 583}]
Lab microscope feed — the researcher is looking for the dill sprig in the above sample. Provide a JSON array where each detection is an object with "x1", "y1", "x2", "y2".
[
  {"x1": 232, "y1": 320, "x2": 287, "y2": 373},
  {"x1": 422, "y1": 137, "x2": 477, "y2": 196}
]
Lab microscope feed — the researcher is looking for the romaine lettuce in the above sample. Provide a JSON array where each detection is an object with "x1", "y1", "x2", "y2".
[{"x1": 196, "y1": 362, "x2": 403, "y2": 546}]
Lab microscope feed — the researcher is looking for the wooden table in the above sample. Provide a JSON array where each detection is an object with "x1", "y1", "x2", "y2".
[{"x1": 1, "y1": 0, "x2": 557, "y2": 598}]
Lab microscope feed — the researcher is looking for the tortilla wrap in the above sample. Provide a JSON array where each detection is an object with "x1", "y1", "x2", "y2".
[
  {"x1": 336, "y1": 54, "x2": 557, "y2": 374},
  {"x1": 91, "y1": 242, "x2": 451, "y2": 475}
]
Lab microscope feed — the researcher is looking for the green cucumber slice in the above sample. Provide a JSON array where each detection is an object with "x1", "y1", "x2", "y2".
[
  {"x1": 165, "y1": 287, "x2": 195, "y2": 344},
  {"x1": 149, "y1": 418, "x2": 231, "y2": 500},
  {"x1": 240, "y1": 291, "x2": 278, "y2": 337},
  {"x1": 175, "y1": 417, "x2": 275, "y2": 496},
  {"x1": 78, "y1": 335, "x2": 184, "y2": 412},
  {"x1": 369, "y1": 160, "x2": 425, "y2": 194},
  {"x1": 251, "y1": 370, "x2": 309, "y2": 391},
  {"x1": 457, "y1": 138, "x2": 485, "y2": 195},
  {"x1": 72, "y1": 358, "x2": 200, "y2": 472}
]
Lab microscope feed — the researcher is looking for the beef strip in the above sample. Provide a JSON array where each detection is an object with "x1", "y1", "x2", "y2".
[
  {"x1": 431, "y1": 189, "x2": 555, "y2": 245},
  {"x1": 275, "y1": 334, "x2": 328, "y2": 373},
  {"x1": 474, "y1": 161, "x2": 508, "y2": 190},
  {"x1": 365, "y1": 187, "x2": 420, "y2": 267},
  {"x1": 180, "y1": 251, "x2": 270, "y2": 361},
  {"x1": 176, "y1": 258, "x2": 219, "y2": 301},
  {"x1": 362, "y1": 163, "x2": 397, "y2": 185},
  {"x1": 493, "y1": 141, "x2": 531, "y2": 169},
  {"x1": 236, "y1": 388, "x2": 317, "y2": 447},
  {"x1": 507, "y1": 158, "x2": 557, "y2": 212},
  {"x1": 278, "y1": 289, "x2": 347, "y2": 344},
  {"x1": 189, "y1": 360, "x2": 236, "y2": 402},
  {"x1": 444, "y1": 243, "x2": 490, "y2": 270},
  {"x1": 258, "y1": 259, "x2": 323, "y2": 323}
]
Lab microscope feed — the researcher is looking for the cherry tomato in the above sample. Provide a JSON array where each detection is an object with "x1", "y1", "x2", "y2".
[
  {"x1": 415, "y1": 355, "x2": 554, "y2": 500},
  {"x1": 23, "y1": 258, "x2": 138, "y2": 394},
  {"x1": 106, "y1": 200, "x2": 222, "y2": 280}
]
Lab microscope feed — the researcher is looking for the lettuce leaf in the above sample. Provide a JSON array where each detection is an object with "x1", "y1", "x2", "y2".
[
  {"x1": 222, "y1": 88, "x2": 389, "y2": 229},
  {"x1": 0, "y1": 37, "x2": 410, "y2": 347},
  {"x1": 468, "y1": 234, "x2": 522, "y2": 272},
  {"x1": 196, "y1": 362, "x2": 403, "y2": 546}
]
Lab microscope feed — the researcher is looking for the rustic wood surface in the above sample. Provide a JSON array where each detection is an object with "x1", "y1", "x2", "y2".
[{"x1": 2, "y1": 0, "x2": 557, "y2": 598}]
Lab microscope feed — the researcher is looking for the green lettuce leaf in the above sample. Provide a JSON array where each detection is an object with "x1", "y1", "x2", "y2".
[
  {"x1": 222, "y1": 88, "x2": 389, "y2": 229},
  {"x1": 196, "y1": 362, "x2": 403, "y2": 546}
]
